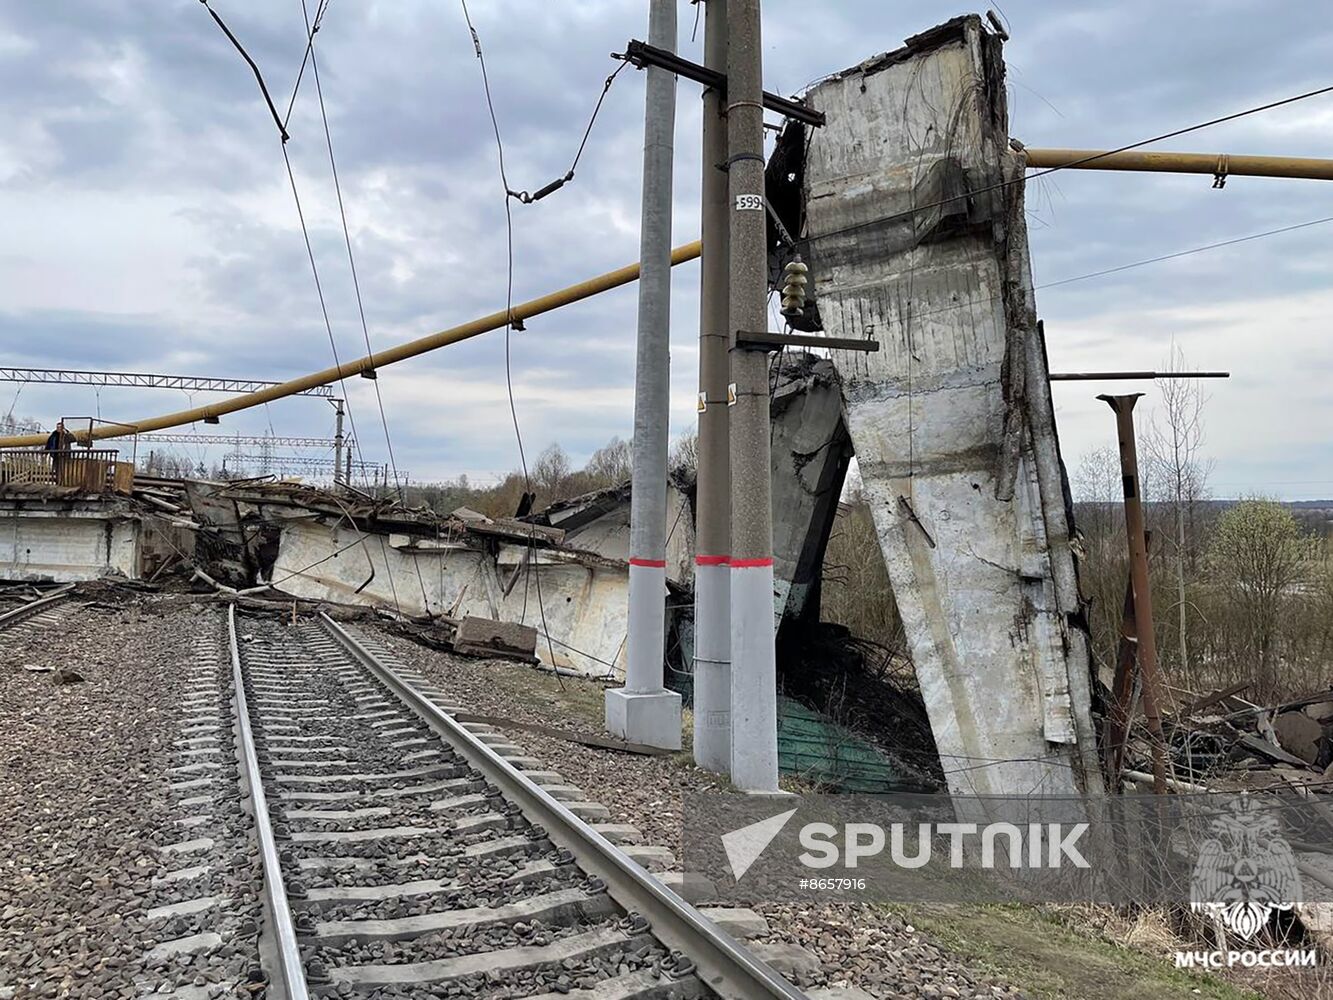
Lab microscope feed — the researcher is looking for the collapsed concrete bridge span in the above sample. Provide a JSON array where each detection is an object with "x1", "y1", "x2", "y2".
[{"x1": 795, "y1": 16, "x2": 1103, "y2": 796}]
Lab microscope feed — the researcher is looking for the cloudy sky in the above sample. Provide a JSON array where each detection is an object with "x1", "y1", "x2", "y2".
[{"x1": 2, "y1": 2, "x2": 1331, "y2": 498}]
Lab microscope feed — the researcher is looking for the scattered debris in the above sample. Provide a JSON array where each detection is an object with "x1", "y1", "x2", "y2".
[{"x1": 453, "y1": 616, "x2": 538, "y2": 663}]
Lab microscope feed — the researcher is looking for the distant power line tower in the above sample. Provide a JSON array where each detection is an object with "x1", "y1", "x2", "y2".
[
  {"x1": 222, "y1": 453, "x2": 394, "y2": 484},
  {"x1": 0, "y1": 367, "x2": 336, "y2": 397}
]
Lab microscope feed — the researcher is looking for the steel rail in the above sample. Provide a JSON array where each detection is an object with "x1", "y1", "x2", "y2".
[
  {"x1": 316, "y1": 611, "x2": 808, "y2": 1000},
  {"x1": 228, "y1": 605, "x2": 311, "y2": 1000},
  {"x1": 0, "y1": 584, "x2": 75, "y2": 630}
]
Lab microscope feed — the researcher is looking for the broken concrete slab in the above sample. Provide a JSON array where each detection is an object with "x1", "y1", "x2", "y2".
[
  {"x1": 769, "y1": 354, "x2": 854, "y2": 630},
  {"x1": 800, "y1": 15, "x2": 1102, "y2": 797},
  {"x1": 1274, "y1": 711, "x2": 1324, "y2": 765},
  {"x1": 454, "y1": 616, "x2": 538, "y2": 662}
]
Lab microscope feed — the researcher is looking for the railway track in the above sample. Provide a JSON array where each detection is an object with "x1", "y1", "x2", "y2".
[
  {"x1": 218, "y1": 606, "x2": 807, "y2": 1000},
  {"x1": 0, "y1": 583, "x2": 74, "y2": 634}
]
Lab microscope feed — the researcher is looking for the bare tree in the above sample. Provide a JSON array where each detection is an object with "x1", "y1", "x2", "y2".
[
  {"x1": 1143, "y1": 342, "x2": 1214, "y2": 683},
  {"x1": 532, "y1": 443, "x2": 572, "y2": 501},
  {"x1": 584, "y1": 436, "x2": 633, "y2": 487},
  {"x1": 669, "y1": 430, "x2": 698, "y2": 477}
]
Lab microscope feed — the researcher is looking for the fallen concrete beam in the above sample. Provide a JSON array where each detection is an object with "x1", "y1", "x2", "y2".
[
  {"x1": 454, "y1": 616, "x2": 538, "y2": 663},
  {"x1": 769, "y1": 353, "x2": 853, "y2": 629},
  {"x1": 800, "y1": 16, "x2": 1103, "y2": 796}
]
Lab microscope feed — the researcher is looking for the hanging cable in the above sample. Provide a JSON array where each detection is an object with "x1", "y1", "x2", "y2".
[
  {"x1": 298, "y1": 0, "x2": 432, "y2": 614},
  {"x1": 201, "y1": 0, "x2": 401, "y2": 615},
  {"x1": 283, "y1": 0, "x2": 331, "y2": 130},
  {"x1": 507, "y1": 61, "x2": 629, "y2": 204},
  {"x1": 198, "y1": 0, "x2": 290, "y2": 142},
  {"x1": 460, "y1": 0, "x2": 578, "y2": 684}
]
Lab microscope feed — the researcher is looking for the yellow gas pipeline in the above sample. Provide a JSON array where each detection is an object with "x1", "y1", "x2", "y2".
[
  {"x1": 0, "y1": 241, "x2": 702, "y2": 448},
  {"x1": 1025, "y1": 148, "x2": 1333, "y2": 181}
]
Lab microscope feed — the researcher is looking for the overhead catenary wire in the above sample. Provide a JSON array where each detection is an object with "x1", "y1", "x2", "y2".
[
  {"x1": 198, "y1": 1, "x2": 373, "y2": 488},
  {"x1": 801, "y1": 79, "x2": 1333, "y2": 249},
  {"x1": 298, "y1": 0, "x2": 432, "y2": 612},
  {"x1": 283, "y1": 0, "x2": 331, "y2": 129},
  {"x1": 508, "y1": 60, "x2": 630, "y2": 205},
  {"x1": 198, "y1": 0, "x2": 289, "y2": 141},
  {"x1": 458, "y1": 0, "x2": 565, "y2": 683},
  {"x1": 202, "y1": 1, "x2": 400, "y2": 613},
  {"x1": 277, "y1": 145, "x2": 374, "y2": 491}
]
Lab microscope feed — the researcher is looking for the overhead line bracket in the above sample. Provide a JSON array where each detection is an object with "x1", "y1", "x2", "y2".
[{"x1": 617, "y1": 40, "x2": 826, "y2": 128}]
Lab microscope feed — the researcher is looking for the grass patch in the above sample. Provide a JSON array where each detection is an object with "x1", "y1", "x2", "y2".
[{"x1": 892, "y1": 903, "x2": 1262, "y2": 1000}]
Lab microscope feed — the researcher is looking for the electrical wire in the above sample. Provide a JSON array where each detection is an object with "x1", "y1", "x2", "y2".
[
  {"x1": 1038, "y1": 214, "x2": 1333, "y2": 290},
  {"x1": 802, "y1": 80, "x2": 1333, "y2": 249},
  {"x1": 792, "y1": 213, "x2": 1333, "y2": 347},
  {"x1": 202, "y1": 2, "x2": 399, "y2": 614},
  {"x1": 459, "y1": 0, "x2": 565, "y2": 685},
  {"x1": 504, "y1": 62, "x2": 628, "y2": 205},
  {"x1": 198, "y1": 0, "x2": 289, "y2": 141},
  {"x1": 278, "y1": 143, "x2": 374, "y2": 489},
  {"x1": 298, "y1": 0, "x2": 432, "y2": 614},
  {"x1": 283, "y1": 0, "x2": 331, "y2": 129},
  {"x1": 300, "y1": 0, "x2": 405, "y2": 500}
]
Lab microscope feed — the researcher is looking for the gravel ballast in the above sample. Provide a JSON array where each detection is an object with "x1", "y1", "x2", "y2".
[
  {"x1": 371, "y1": 628, "x2": 1031, "y2": 1000},
  {"x1": 0, "y1": 598, "x2": 260, "y2": 999}
]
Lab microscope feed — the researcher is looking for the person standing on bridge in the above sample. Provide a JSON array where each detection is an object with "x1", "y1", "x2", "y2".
[{"x1": 43, "y1": 420, "x2": 74, "y2": 484}]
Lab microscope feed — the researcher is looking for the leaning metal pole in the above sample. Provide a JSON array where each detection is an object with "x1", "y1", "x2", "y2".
[
  {"x1": 1100, "y1": 393, "x2": 1168, "y2": 794},
  {"x1": 727, "y1": 0, "x2": 779, "y2": 791},
  {"x1": 606, "y1": 0, "x2": 683, "y2": 750},
  {"x1": 692, "y1": 0, "x2": 732, "y2": 775}
]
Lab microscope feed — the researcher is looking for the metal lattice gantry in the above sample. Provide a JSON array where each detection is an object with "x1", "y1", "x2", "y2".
[
  {"x1": 138, "y1": 432, "x2": 348, "y2": 448},
  {"x1": 222, "y1": 453, "x2": 394, "y2": 481},
  {"x1": 0, "y1": 367, "x2": 336, "y2": 398}
]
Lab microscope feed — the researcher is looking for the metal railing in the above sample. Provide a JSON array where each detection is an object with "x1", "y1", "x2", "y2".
[{"x1": 0, "y1": 449, "x2": 130, "y2": 493}]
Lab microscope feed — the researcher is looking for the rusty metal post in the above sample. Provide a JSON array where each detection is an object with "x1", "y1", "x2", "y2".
[
  {"x1": 1105, "y1": 529, "x2": 1150, "y2": 782},
  {"x1": 1099, "y1": 394, "x2": 1168, "y2": 793}
]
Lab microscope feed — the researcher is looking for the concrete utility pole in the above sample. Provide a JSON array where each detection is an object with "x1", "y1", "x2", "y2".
[
  {"x1": 726, "y1": 0, "x2": 778, "y2": 790},
  {"x1": 606, "y1": 0, "x2": 683, "y2": 750},
  {"x1": 692, "y1": 0, "x2": 732, "y2": 775},
  {"x1": 332, "y1": 398, "x2": 345, "y2": 489}
]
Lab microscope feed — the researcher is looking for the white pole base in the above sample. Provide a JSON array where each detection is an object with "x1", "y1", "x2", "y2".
[
  {"x1": 605, "y1": 687, "x2": 683, "y2": 750},
  {"x1": 730, "y1": 560, "x2": 779, "y2": 792},
  {"x1": 692, "y1": 561, "x2": 731, "y2": 775}
]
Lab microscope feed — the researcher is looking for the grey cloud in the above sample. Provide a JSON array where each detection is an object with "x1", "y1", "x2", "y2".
[{"x1": 2, "y1": 0, "x2": 1331, "y2": 489}]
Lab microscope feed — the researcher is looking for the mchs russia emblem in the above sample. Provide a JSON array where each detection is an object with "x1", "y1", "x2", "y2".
[{"x1": 1190, "y1": 796, "x2": 1301, "y2": 940}]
